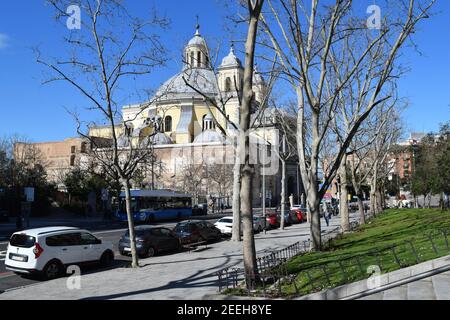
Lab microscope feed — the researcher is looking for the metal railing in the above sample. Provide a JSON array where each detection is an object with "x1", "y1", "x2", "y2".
[{"x1": 216, "y1": 215, "x2": 365, "y2": 293}]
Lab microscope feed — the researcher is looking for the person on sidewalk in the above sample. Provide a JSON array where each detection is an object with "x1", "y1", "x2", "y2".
[{"x1": 322, "y1": 202, "x2": 330, "y2": 227}]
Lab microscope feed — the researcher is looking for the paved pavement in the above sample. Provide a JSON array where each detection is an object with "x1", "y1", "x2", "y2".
[
  {"x1": 360, "y1": 270, "x2": 450, "y2": 300},
  {"x1": 0, "y1": 213, "x2": 355, "y2": 300}
]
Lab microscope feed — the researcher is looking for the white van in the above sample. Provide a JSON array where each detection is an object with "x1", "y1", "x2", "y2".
[{"x1": 5, "y1": 226, "x2": 114, "y2": 280}]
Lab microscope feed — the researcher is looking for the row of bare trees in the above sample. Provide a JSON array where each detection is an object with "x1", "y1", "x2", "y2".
[{"x1": 37, "y1": 0, "x2": 436, "y2": 289}]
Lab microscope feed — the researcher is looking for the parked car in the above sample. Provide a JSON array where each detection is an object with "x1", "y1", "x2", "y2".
[
  {"x1": 214, "y1": 217, "x2": 237, "y2": 236},
  {"x1": 291, "y1": 205, "x2": 308, "y2": 222},
  {"x1": 173, "y1": 220, "x2": 222, "y2": 244},
  {"x1": 288, "y1": 210, "x2": 300, "y2": 224},
  {"x1": 253, "y1": 215, "x2": 266, "y2": 232},
  {"x1": 192, "y1": 204, "x2": 207, "y2": 216},
  {"x1": 265, "y1": 213, "x2": 280, "y2": 229},
  {"x1": 5, "y1": 227, "x2": 114, "y2": 280},
  {"x1": 118, "y1": 226, "x2": 181, "y2": 258},
  {"x1": 277, "y1": 212, "x2": 292, "y2": 226}
]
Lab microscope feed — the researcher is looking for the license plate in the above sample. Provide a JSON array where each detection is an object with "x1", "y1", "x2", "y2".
[
  {"x1": 11, "y1": 255, "x2": 26, "y2": 262},
  {"x1": 124, "y1": 247, "x2": 131, "y2": 251}
]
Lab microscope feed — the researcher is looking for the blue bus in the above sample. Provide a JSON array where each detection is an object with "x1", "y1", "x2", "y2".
[{"x1": 115, "y1": 189, "x2": 193, "y2": 223}]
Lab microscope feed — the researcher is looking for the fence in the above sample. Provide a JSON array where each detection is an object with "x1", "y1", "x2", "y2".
[
  {"x1": 216, "y1": 216, "x2": 364, "y2": 293},
  {"x1": 217, "y1": 226, "x2": 450, "y2": 297}
]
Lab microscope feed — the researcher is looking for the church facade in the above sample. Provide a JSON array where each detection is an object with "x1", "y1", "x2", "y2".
[{"x1": 88, "y1": 26, "x2": 304, "y2": 208}]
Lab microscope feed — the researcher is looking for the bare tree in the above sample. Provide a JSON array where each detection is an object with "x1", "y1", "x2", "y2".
[
  {"x1": 260, "y1": 0, "x2": 436, "y2": 250},
  {"x1": 37, "y1": 0, "x2": 170, "y2": 268}
]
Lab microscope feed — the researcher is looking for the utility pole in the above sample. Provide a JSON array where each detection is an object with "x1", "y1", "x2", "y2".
[{"x1": 262, "y1": 127, "x2": 267, "y2": 234}]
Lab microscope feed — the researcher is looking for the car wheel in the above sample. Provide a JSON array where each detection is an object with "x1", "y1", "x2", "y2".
[
  {"x1": 42, "y1": 260, "x2": 63, "y2": 280},
  {"x1": 258, "y1": 225, "x2": 263, "y2": 233},
  {"x1": 146, "y1": 246, "x2": 156, "y2": 258},
  {"x1": 100, "y1": 250, "x2": 114, "y2": 267}
]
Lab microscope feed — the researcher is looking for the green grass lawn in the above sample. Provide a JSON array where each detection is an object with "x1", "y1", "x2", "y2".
[{"x1": 280, "y1": 208, "x2": 450, "y2": 297}]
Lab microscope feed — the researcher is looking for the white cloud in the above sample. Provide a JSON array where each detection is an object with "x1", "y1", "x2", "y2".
[{"x1": 0, "y1": 33, "x2": 9, "y2": 49}]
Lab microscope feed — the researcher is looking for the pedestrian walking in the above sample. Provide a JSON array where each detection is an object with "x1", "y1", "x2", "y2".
[{"x1": 322, "y1": 202, "x2": 330, "y2": 227}]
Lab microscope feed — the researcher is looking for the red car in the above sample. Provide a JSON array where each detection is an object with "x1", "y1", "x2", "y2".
[
  {"x1": 265, "y1": 213, "x2": 280, "y2": 229},
  {"x1": 291, "y1": 208, "x2": 307, "y2": 223}
]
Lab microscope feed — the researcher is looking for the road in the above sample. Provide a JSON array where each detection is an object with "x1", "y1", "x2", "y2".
[{"x1": 0, "y1": 219, "x2": 220, "y2": 293}]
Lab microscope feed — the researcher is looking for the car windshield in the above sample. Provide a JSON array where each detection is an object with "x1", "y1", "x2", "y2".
[
  {"x1": 174, "y1": 223, "x2": 191, "y2": 232},
  {"x1": 124, "y1": 229, "x2": 150, "y2": 237},
  {"x1": 10, "y1": 234, "x2": 36, "y2": 248},
  {"x1": 219, "y1": 218, "x2": 233, "y2": 223}
]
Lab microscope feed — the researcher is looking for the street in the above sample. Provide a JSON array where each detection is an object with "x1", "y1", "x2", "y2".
[{"x1": 0, "y1": 217, "x2": 228, "y2": 293}]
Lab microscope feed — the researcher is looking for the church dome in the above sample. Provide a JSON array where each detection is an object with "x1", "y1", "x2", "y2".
[
  {"x1": 151, "y1": 132, "x2": 173, "y2": 145},
  {"x1": 188, "y1": 29, "x2": 207, "y2": 47},
  {"x1": 193, "y1": 130, "x2": 225, "y2": 144},
  {"x1": 220, "y1": 46, "x2": 242, "y2": 68},
  {"x1": 140, "y1": 132, "x2": 173, "y2": 146},
  {"x1": 155, "y1": 68, "x2": 219, "y2": 101}
]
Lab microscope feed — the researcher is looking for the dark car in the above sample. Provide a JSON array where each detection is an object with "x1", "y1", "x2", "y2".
[
  {"x1": 192, "y1": 204, "x2": 207, "y2": 216},
  {"x1": 288, "y1": 210, "x2": 300, "y2": 224},
  {"x1": 118, "y1": 226, "x2": 181, "y2": 258},
  {"x1": 277, "y1": 212, "x2": 292, "y2": 226},
  {"x1": 173, "y1": 220, "x2": 222, "y2": 244}
]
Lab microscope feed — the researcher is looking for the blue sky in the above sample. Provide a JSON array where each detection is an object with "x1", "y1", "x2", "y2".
[{"x1": 0, "y1": 1, "x2": 449, "y2": 142}]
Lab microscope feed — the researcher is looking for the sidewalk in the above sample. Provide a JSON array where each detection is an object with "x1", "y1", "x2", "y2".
[{"x1": 0, "y1": 213, "x2": 355, "y2": 300}]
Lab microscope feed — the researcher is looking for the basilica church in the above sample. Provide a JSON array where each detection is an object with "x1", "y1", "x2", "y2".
[{"x1": 87, "y1": 25, "x2": 303, "y2": 208}]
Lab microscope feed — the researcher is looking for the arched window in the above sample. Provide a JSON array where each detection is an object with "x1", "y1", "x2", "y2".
[
  {"x1": 202, "y1": 114, "x2": 207, "y2": 131},
  {"x1": 164, "y1": 116, "x2": 172, "y2": 132},
  {"x1": 197, "y1": 51, "x2": 202, "y2": 67},
  {"x1": 70, "y1": 155, "x2": 76, "y2": 167},
  {"x1": 225, "y1": 77, "x2": 232, "y2": 92},
  {"x1": 190, "y1": 51, "x2": 195, "y2": 66}
]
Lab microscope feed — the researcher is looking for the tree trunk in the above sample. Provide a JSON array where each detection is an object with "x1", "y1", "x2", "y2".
[
  {"x1": 370, "y1": 162, "x2": 378, "y2": 217},
  {"x1": 231, "y1": 147, "x2": 241, "y2": 241},
  {"x1": 339, "y1": 155, "x2": 350, "y2": 232},
  {"x1": 376, "y1": 188, "x2": 383, "y2": 214},
  {"x1": 280, "y1": 159, "x2": 286, "y2": 230},
  {"x1": 307, "y1": 187, "x2": 321, "y2": 251},
  {"x1": 122, "y1": 178, "x2": 139, "y2": 268},
  {"x1": 239, "y1": 0, "x2": 264, "y2": 288}
]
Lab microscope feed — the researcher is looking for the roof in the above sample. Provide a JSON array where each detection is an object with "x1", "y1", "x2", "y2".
[
  {"x1": 220, "y1": 46, "x2": 242, "y2": 68},
  {"x1": 155, "y1": 68, "x2": 219, "y2": 101},
  {"x1": 193, "y1": 130, "x2": 226, "y2": 144},
  {"x1": 13, "y1": 226, "x2": 80, "y2": 237},
  {"x1": 119, "y1": 189, "x2": 192, "y2": 198}
]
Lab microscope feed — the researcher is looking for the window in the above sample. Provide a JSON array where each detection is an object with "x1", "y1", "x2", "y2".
[
  {"x1": 202, "y1": 114, "x2": 207, "y2": 131},
  {"x1": 159, "y1": 228, "x2": 172, "y2": 237},
  {"x1": 197, "y1": 51, "x2": 202, "y2": 67},
  {"x1": 267, "y1": 145, "x2": 272, "y2": 158},
  {"x1": 225, "y1": 77, "x2": 232, "y2": 92},
  {"x1": 71, "y1": 146, "x2": 76, "y2": 154},
  {"x1": 80, "y1": 232, "x2": 99, "y2": 245},
  {"x1": 70, "y1": 155, "x2": 76, "y2": 166},
  {"x1": 164, "y1": 116, "x2": 172, "y2": 132},
  {"x1": 80, "y1": 142, "x2": 87, "y2": 153},
  {"x1": 10, "y1": 234, "x2": 36, "y2": 248},
  {"x1": 190, "y1": 51, "x2": 195, "y2": 66},
  {"x1": 46, "y1": 233, "x2": 82, "y2": 247}
]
